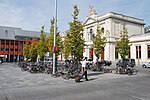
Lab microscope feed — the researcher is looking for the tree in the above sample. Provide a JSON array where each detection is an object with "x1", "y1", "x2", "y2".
[
  {"x1": 37, "y1": 26, "x2": 48, "y2": 61},
  {"x1": 63, "y1": 5, "x2": 84, "y2": 60},
  {"x1": 23, "y1": 39, "x2": 31, "y2": 60},
  {"x1": 63, "y1": 31, "x2": 72, "y2": 59},
  {"x1": 116, "y1": 27, "x2": 130, "y2": 59},
  {"x1": 47, "y1": 18, "x2": 63, "y2": 58},
  {"x1": 92, "y1": 26, "x2": 107, "y2": 60},
  {"x1": 56, "y1": 33, "x2": 63, "y2": 57},
  {"x1": 29, "y1": 42, "x2": 38, "y2": 62}
]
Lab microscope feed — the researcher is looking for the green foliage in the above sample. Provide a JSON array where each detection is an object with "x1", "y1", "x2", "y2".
[
  {"x1": 92, "y1": 26, "x2": 107, "y2": 59},
  {"x1": 56, "y1": 33, "x2": 63, "y2": 57},
  {"x1": 63, "y1": 5, "x2": 84, "y2": 60},
  {"x1": 47, "y1": 18, "x2": 63, "y2": 57},
  {"x1": 37, "y1": 26, "x2": 48, "y2": 61},
  {"x1": 47, "y1": 18, "x2": 54, "y2": 56},
  {"x1": 29, "y1": 42, "x2": 38, "y2": 62},
  {"x1": 116, "y1": 27, "x2": 130, "y2": 58},
  {"x1": 23, "y1": 39, "x2": 31, "y2": 60},
  {"x1": 23, "y1": 26, "x2": 47, "y2": 61}
]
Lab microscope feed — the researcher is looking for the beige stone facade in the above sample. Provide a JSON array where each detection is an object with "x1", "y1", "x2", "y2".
[
  {"x1": 130, "y1": 33, "x2": 150, "y2": 64},
  {"x1": 83, "y1": 7, "x2": 145, "y2": 63}
]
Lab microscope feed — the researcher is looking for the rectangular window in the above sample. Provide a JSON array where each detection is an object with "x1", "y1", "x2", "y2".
[
  {"x1": 19, "y1": 43, "x2": 23, "y2": 46},
  {"x1": 11, "y1": 41, "x2": 14, "y2": 45},
  {"x1": 6, "y1": 41, "x2": 9, "y2": 45},
  {"x1": 6, "y1": 48, "x2": 9, "y2": 51},
  {"x1": 139, "y1": 46, "x2": 141, "y2": 59},
  {"x1": 90, "y1": 29, "x2": 93, "y2": 41},
  {"x1": 1, "y1": 40, "x2": 4, "y2": 45},
  {"x1": 10, "y1": 49, "x2": 14, "y2": 51},
  {"x1": 15, "y1": 41, "x2": 18, "y2": 45},
  {"x1": 15, "y1": 49, "x2": 18, "y2": 51},
  {"x1": 115, "y1": 47, "x2": 118, "y2": 59},
  {"x1": 18, "y1": 49, "x2": 22, "y2": 52},
  {"x1": 147, "y1": 45, "x2": 150, "y2": 59},
  {"x1": 136, "y1": 46, "x2": 141, "y2": 59},
  {"x1": 1, "y1": 48, "x2": 4, "y2": 51}
]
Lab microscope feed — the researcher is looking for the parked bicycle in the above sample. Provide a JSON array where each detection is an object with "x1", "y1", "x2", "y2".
[{"x1": 116, "y1": 63, "x2": 137, "y2": 76}]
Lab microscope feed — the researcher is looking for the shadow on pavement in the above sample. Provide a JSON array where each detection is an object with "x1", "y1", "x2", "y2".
[
  {"x1": 88, "y1": 72, "x2": 105, "y2": 76},
  {"x1": 75, "y1": 78, "x2": 98, "y2": 83},
  {"x1": 88, "y1": 78, "x2": 98, "y2": 81}
]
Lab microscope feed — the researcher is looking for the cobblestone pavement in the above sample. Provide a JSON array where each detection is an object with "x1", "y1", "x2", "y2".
[{"x1": 0, "y1": 63, "x2": 150, "y2": 100}]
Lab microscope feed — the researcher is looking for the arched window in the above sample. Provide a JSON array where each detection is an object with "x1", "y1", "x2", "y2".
[
  {"x1": 90, "y1": 29, "x2": 93, "y2": 40},
  {"x1": 101, "y1": 27, "x2": 104, "y2": 35}
]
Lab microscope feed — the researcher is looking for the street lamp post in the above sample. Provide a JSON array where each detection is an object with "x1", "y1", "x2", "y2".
[{"x1": 53, "y1": 0, "x2": 57, "y2": 74}]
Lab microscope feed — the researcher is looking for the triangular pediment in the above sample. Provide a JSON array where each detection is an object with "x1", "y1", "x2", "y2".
[{"x1": 83, "y1": 17, "x2": 97, "y2": 26}]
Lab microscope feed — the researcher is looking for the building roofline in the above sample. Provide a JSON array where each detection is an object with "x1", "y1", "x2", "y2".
[
  {"x1": 97, "y1": 12, "x2": 145, "y2": 25},
  {"x1": 108, "y1": 12, "x2": 144, "y2": 21},
  {"x1": 83, "y1": 11, "x2": 145, "y2": 26},
  {"x1": 0, "y1": 25, "x2": 21, "y2": 29}
]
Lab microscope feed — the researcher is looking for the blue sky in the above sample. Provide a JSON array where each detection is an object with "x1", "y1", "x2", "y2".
[{"x1": 0, "y1": 0, "x2": 150, "y2": 33}]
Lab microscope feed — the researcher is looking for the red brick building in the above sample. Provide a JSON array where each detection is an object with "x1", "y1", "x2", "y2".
[{"x1": 0, "y1": 26, "x2": 43, "y2": 62}]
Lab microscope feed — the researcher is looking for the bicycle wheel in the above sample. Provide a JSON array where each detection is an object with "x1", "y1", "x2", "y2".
[
  {"x1": 21, "y1": 66, "x2": 25, "y2": 72},
  {"x1": 132, "y1": 69, "x2": 137, "y2": 75},
  {"x1": 62, "y1": 74, "x2": 70, "y2": 80},
  {"x1": 116, "y1": 67, "x2": 121, "y2": 74},
  {"x1": 127, "y1": 69, "x2": 132, "y2": 76}
]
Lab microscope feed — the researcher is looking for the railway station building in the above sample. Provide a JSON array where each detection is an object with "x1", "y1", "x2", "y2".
[{"x1": 82, "y1": 7, "x2": 150, "y2": 64}]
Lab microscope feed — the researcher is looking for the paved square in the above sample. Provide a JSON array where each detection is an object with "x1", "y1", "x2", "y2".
[{"x1": 0, "y1": 63, "x2": 150, "y2": 100}]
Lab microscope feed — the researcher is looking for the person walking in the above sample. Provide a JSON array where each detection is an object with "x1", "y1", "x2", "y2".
[{"x1": 81, "y1": 57, "x2": 89, "y2": 81}]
